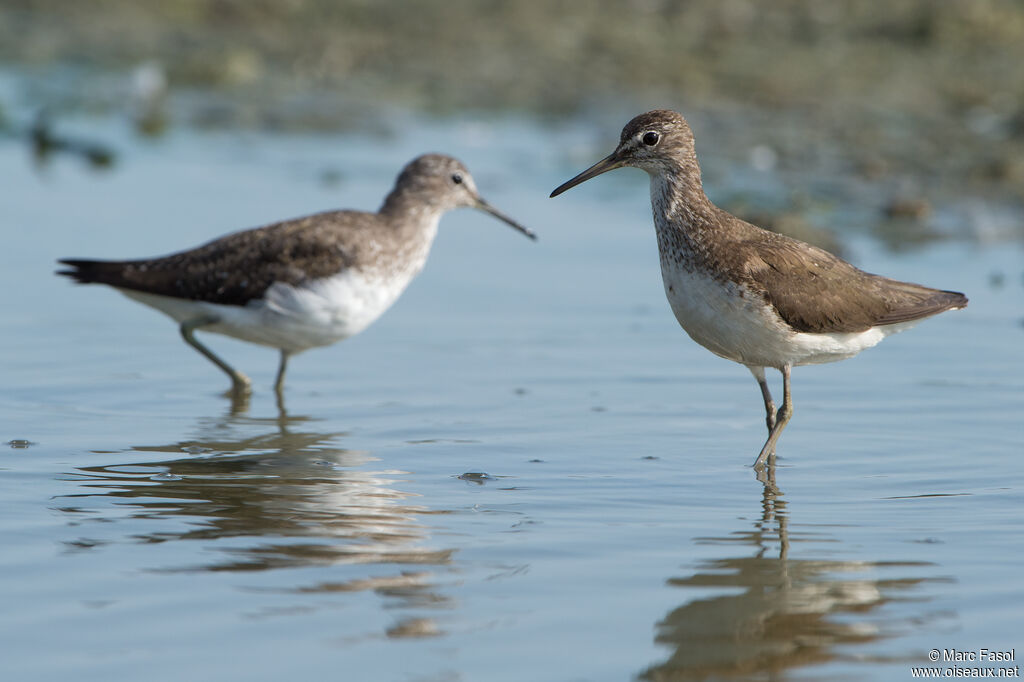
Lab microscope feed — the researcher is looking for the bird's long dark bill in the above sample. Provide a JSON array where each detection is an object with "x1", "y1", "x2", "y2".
[
  {"x1": 549, "y1": 153, "x2": 623, "y2": 197},
  {"x1": 477, "y1": 198, "x2": 537, "y2": 241}
]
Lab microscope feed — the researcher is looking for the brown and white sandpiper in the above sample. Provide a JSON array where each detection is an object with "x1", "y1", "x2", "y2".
[
  {"x1": 551, "y1": 110, "x2": 967, "y2": 468},
  {"x1": 59, "y1": 154, "x2": 535, "y2": 396}
]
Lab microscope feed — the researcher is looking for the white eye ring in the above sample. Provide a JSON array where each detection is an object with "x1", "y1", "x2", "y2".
[{"x1": 642, "y1": 131, "x2": 660, "y2": 146}]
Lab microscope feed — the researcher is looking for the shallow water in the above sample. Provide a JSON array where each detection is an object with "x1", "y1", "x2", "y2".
[{"x1": 1, "y1": 104, "x2": 1022, "y2": 682}]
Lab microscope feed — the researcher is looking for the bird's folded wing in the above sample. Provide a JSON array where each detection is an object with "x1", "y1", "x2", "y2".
[
  {"x1": 58, "y1": 212, "x2": 362, "y2": 306},
  {"x1": 743, "y1": 236, "x2": 966, "y2": 334}
]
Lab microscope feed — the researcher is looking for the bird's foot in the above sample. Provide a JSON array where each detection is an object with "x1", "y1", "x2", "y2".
[
  {"x1": 230, "y1": 372, "x2": 252, "y2": 395},
  {"x1": 753, "y1": 442, "x2": 776, "y2": 470}
]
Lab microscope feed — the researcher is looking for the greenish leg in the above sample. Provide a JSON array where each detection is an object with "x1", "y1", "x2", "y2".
[
  {"x1": 749, "y1": 365, "x2": 777, "y2": 433},
  {"x1": 179, "y1": 317, "x2": 251, "y2": 395},
  {"x1": 274, "y1": 350, "x2": 291, "y2": 395},
  {"x1": 753, "y1": 364, "x2": 793, "y2": 469}
]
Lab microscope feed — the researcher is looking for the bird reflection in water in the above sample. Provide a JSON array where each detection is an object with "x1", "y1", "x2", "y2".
[
  {"x1": 639, "y1": 480, "x2": 946, "y2": 680},
  {"x1": 58, "y1": 408, "x2": 453, "y2": 637}
]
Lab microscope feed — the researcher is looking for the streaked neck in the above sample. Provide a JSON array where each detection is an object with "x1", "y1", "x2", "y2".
[{"x1": 649, "y1": 166, "x2": 718, "y2": 252}]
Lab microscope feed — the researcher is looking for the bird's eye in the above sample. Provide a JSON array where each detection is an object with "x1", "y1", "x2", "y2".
[
  {"x1": 642, "y1": 131, "x2": 660, "y2": 146},
  {"x1": 451, "y1": 173, "x2": 464, "y2": 185}
]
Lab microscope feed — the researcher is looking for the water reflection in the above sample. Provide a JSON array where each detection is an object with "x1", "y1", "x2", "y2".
[
  {"x1": 57, "y1": 410, "x2": 453, "y2": 610},
  {"x1": 639, "y1": 481, "x2": 943, "y2": 680}
]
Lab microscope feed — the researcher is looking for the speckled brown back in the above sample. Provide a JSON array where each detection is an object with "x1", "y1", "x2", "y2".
[
  {"x1": 738, "y1": 226, "x2": 968, "y2": 333},
  {"x1": 58, "y1": 210, "x2": 382, "y2": 306}
]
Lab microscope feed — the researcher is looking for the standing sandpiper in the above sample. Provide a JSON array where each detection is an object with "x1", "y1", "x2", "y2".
[
  {"x1": 551, "y1": 110, "x2": 967, "y2": 468},
  {"x1": 59, "y1": 154, "x2": 535, "y2": 396}
]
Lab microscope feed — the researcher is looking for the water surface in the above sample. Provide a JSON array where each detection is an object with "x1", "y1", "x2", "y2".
[{"x1": 1, "y1": 102, "x2": 1022, "y2": 681}]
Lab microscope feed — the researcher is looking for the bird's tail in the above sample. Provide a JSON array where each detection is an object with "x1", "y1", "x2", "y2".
[
  {"x1": 876, "y1": 283, "x2": 968, "y2": 326},
  {"x1": 56, "y1": 259, "x2": 128, "y2": 286}
]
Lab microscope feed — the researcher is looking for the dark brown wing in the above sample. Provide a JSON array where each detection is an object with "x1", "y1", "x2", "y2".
[
  {"x1": 742, "y1": 232, "x2": 967, "y2": 333},
  {"x1": 58, "y1": 210, "x2": 373, "y2": 306}
]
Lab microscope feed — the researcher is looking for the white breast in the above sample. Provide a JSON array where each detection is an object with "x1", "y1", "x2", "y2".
[
  {"x1": 121, "y1": 266, "x2": 421, "y2": 354},
  {"x1": 659, "y1": 264, "x2": 915, "y2": 369},
  {"x1": 118, "y1": 221, "x2": 437, "y2": 354},
  {"x1": 258, "y1": 267, "x2": 415, "y2": 350}
]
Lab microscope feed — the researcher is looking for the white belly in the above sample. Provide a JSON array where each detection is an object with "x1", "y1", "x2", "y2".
[
  {"x1": 120, "y1": 267, "x2": 416, "y2": 354},
  {"x1": 660, "y1": 265, "x2": 916, "y2": 369}
]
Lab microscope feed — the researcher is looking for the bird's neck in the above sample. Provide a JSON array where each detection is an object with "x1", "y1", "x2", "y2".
[
  {"x1": 371, "y1": 192, "x2": 443, "y2": 279},
  {"x1": 648, "y1": 167, "x2": 720, "y2": 267},
  {"x1": 379, "y1": 191, "x2": 445, "y2": 236},
  {"x1": 380, "y1": 186, "x2": 441, "y2": 220}
]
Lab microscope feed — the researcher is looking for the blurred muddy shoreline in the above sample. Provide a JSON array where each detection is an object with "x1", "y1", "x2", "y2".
[{"x1": 2, "y1": 0, "x2": 1023, "y2": 249}]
